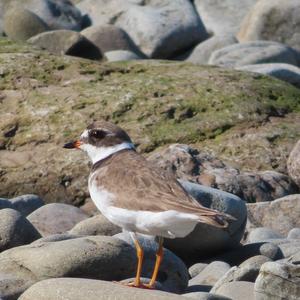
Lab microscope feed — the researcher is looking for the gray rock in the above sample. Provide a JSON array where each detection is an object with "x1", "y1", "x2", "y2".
[
  {"x1": 194, "y1": 0, "x2": 257, "y2": 35},
  {"x1": 147, "y1": 145, "x2": 298, "y2": 203},
  {"x1": 19, "y1": 278, "x2": 188, "y2": 300},
  {"x1": 0, "y1": 198, "x2": 12, "y2": 210},
  {"x1": 185, "y1": 35, "x2": 238, "y2": 65},
  {"x1": 28, "y1": 29, "x2": 102, "y2": 60},
  {"x1": 247, "y1": 195, "x2": 300, "y2": 236},
  {"x1": 236, "y1": 63, "x2": 300, "y2": 89},
  {"x1": 189, "y1": 263, "x2": 208, "y2": 278},
  {"x1": 8, "y1": 194, "x2": 44, "y2": 216},
  {"x1": 0, "y1": 208, "x2": 41, "y2": 252},
  {"x1": 237, "y1": 0, "x2": 300, "y2": 53},
  {"x1": 77, "y1": 0, "x2": 135, "y2": 27},
  {"x1": 27, "y1": 203, "x2": 88, "y2": 236},
  {"x1": 247, "y1": 227, "x2": 283, "y2": 243},
  {"x1": 32, "y1": 233, "x2": 81, "y2": 244},
  {"x1": 289, "y1": 250, "x2": 300, "y2": 264},
  {"x1": 0, "y1": 273, "x2": 33, "y2": 300},
  {"x1": 3, "y1": 8, "x2": 49, "y2": 41},
  {"x1": 210, "y1": 255, "x2": 270, "y2": 294},
  {"x1": 209, "y1": 41, "x2": 299, "y2": 68},
  {"x1": 0, "y1": 236, "x2": 136, "y2": 288},
  {"x1": 288, "y1": 228, "x2": 300, "y2": 240},
  {"x1": 211, "y1": 242, "x2": 283, "y2": 266},
  {"x1": 183, "y1": 291, "x2": 230, "y2": 300},
  {"x1": 214, "y1": 281, "x2": 255, "y2": 300},
  {"x1": 287, "y1": 140, "x2": 300, "y2": 188},
  {"x1": 105, "y1": 50, "x2": 142, "y2": 62},
  {"x1": 81, "y1": 25, "x2": 144, "y2": 56},
  {"x1": 114, "y1": 232, "x2": 189, "y2": 293},
  {"x1": 69, "y1": 214, "x2": 121, "y2": 236},
  {"x1": 164, "y1": 181, "x2": 246, "y2": 259},
  {"x1": 254, "y1": 261, "x2": 300, "y2": 300},
  {"x1": 188, "y1": 261, "x2": 231, "y2": 287},
  {"x1": 116, "y1": 0, "x2": 208, "y2": 58},
  {"x1": 5, "y1": 0, "x2": 83, "y2": 31}
]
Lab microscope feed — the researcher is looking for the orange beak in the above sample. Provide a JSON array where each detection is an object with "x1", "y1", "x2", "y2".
[{"x1": 63, "y1": 140, "x2": 82, "y2": 149}]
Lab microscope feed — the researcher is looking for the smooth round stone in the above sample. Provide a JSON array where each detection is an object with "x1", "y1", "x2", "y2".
[
  {"x1": 214, "y1": 281, "x2": 255, "y2": 300},
  {"x1": 237, "y1": 0, "x2": 300, "y2": 52},
  {"x1": 8, "y1": 194, "x2": 44, "y2": 216},
  {"x1": 209, "y1": 41, "x2": 299, "y2": 68},
  {"x1": 0, "y1": 236, "x2": 136, "y2": 284},
  {"x1": 164, "y1": 181, "x2": 247, "y2": 260},
  {"x1": 3, "y1": 7, "x2": 49, "y2": 41},
  {"x1": 0, "y1": 208, "x2": 41, "y2": 252},
  {"x1": 287, "y1": 228, "x2": 300, "y2": 240},
  {"x1": 114, "y1": 232, "x2": 189, "y2": 293},
  {"x1": 183, "y1": 291, "x2": 231, "y2": 300},
  {"x1": 247, "y1": 227, "x2": 283, "y2": 243},
  {"x1": 28, "y1": 30, "x2": 102, "y2": 60},
  {"x1": 188, "y1": 263, "x2": 208, "y2": 278},
  {"x1": 27, "y1": 203, "x2": 88, "y2": 236},
  {"x1": 18, "y1": 278, "x2": 187, "y2": 300},
  {"x1": 188, "y1": 261, "x2": 231, "y2": 287},
  {"x1": 105, "y1": 50, "x2": 142, "y2": 62},
  {"x1": 69, "y1": 214, "x2": 121, "y2": 236},
  {"x1": 236, "y1": 63, "x2": 300, "y2": 89}
]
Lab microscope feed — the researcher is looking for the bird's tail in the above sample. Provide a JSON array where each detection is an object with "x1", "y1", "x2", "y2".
[{"x1": 196, "y1": 209, "x2": 236, "y2": 228}]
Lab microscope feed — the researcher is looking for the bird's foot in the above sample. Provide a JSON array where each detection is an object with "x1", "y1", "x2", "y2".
[{"x1": 113, "y1": 281, "x2": 155, "y2": 289}]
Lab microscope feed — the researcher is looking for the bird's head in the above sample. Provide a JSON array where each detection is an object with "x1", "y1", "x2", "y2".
[{"x1": 63, "y1": 121, "x2": 135, "y2": 163}]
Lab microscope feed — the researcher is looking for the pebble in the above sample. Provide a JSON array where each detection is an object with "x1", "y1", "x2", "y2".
[
  {"x1": 287, "y1": 140, "x2": 300, "y2": 188},
  {"x1": 7, "y1": 194, "x2": 44, "y2": 216},
  {"x1": 247, "y1": 227, "x2": 283, "y2": 243},
  {"x1": 214, "y1": 281, "x2": 255, "y2": 300},
  {"x1": 288, "y1": 228, "x2": 300, "y2": 240},
  {"x1": 104, "y1": 50, "x2": 142, "y2": 62},
  {"x1": 188, "y1": 263, "x2": 208, "y2": 278}
]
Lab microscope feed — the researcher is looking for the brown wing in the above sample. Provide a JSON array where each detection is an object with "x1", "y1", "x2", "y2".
[{"x1": 94, "y1": 151, "x2": 231, "y2": 228}]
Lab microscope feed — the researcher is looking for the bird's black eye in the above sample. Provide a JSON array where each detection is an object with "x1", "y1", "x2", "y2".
[{"x1": 90, "y1": 130, "x2": 106, "y2": 139}]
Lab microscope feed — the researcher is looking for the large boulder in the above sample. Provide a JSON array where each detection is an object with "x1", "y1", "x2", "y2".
[
  {"x1": 27, "y1": 203, "x2": 88, "y2": 236},
  {"x1": 236, "y1": 63, "x2": 300, "y2": 89},
  {"x1": 0, "y1": 236, "x2": 136, "y2": 287},
  {"x1": 247, "y1": 195, "x2": 300, "y2": 235},
  {"x1": 0, "y1": 208, "x2": 41, "y2": 252},
  {"x1": 148, "y1": 145, "x2": 298, "y2": 202},
  {"x1": 184, "y1": 35, "x2": 237, "y2": 65},
  {"x1": 116, "y1": 0, "x2": 208, "y2": 58},
  {"x1": 18, "y1": 278, "x2": 188, "y2": 300},
  {"x1": 81, "y1": 25, "x2": 144, "y2": 57},
  {"x1": 193, "y1": 0, "x2": 257, "y2": 36},
  {"x1": 163, "y1": 181, "x2": 247, "y2": 260},
  {"x1": 3, "y1": 7, "x2": 49, "y2": 41},
  {"x1": 254, "y1": 261, "x2": 300, "y2": 300},
  {"x1": 209, "y1": 41, "x2": 299, "y2": 68},
  {"x1": 4, "y1": 0, "x2": 83, "y2": 31},
  {"x1": 287, "y1": 140, "x2": 300, "y2": 188},
  {"x1": 1, "y1": 40, "x2": 300, "y2": 204},
  {"x1": 28, "y1": 29, "x2": 102, "y2": 60},
  {"x1": 238, "y1": 0, "x2": 300, "y2": 53}
]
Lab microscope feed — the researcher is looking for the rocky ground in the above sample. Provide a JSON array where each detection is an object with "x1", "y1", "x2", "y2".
[{"x1": 0, "y1": 0, "x2": 300, "y2": 299}]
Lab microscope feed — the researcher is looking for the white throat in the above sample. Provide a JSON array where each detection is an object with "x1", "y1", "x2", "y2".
[{"x1": 81, "y1": 142, "x2": 135, "y2": 164}]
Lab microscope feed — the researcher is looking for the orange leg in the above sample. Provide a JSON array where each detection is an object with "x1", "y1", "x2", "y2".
[
  {"x1": 133, "y1": 237, "x2": 144, "y2": 286},
  {"x1": 145, "y1": 236, "x2": 164, "y2": 289}
]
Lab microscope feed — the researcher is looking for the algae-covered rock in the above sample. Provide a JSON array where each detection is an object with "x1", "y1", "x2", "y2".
[{"x1": 0, "y1": 38, "x2": 300, "y2": 205}]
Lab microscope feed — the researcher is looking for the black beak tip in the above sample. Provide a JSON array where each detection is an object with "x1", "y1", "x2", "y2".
[{"x1": 63, "y1": 142, "x2": 75, "y2": 149}]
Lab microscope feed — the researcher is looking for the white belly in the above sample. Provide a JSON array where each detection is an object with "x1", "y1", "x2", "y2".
[{"x1": 89, "y1": 179, "x2": 199, "y2": 239}]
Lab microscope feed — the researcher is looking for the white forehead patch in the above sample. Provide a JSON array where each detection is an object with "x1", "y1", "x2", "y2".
[{"x1": 81, "y1": 129, "x2": 89, "y2": 139}]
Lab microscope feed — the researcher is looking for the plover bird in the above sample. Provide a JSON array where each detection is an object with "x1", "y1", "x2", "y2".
[{"x1": 64, "y1": 121, "x2": 234, "y2": 289}]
